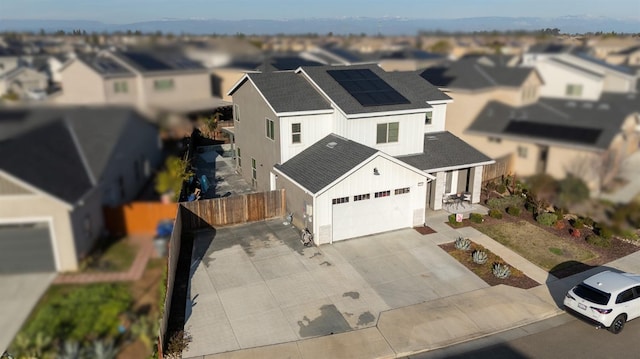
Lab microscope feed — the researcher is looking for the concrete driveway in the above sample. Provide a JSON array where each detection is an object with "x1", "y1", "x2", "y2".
[
  {"x1": 0, "y1": 272, "x2": 55, "y2": 353},
  {"x1": 183, "y1": 219, "x2": 488, "y2": 358}
]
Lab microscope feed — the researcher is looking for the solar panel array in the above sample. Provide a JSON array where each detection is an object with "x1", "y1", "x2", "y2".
[
  {"x1": 327, "y1": 69, "x2": 410, "y2": 107},
  {"x1": 92, "y1": 58, "x2": 129, "y2": 74},
  {"x1": 504, "y1": 121, "x2": 602, "y2": 145},
  {"x1": 121, "y1": 52, "x2": 172, "y2": 71}
]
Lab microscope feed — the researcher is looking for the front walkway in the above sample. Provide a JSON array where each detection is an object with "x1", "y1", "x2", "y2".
[{"x1": 53, "y1": 235, "x2": 154, "y2": 284}]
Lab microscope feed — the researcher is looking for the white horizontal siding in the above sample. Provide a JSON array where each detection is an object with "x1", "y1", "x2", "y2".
[{"x1": 425, "y1": 104, "x2": 447, "y2": 133}]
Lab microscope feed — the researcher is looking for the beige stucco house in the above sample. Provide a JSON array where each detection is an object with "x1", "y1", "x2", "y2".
[{"x1": 0, "y1": 106, "x2": 162, "y2": 273}]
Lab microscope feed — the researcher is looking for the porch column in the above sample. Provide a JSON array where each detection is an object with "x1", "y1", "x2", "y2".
[
  {"x1": 432, "y1": 171, "x2": 446, "y2": 210},
  {"x1": 470, "y1": 166, "x2": 483, "y2": 203}
]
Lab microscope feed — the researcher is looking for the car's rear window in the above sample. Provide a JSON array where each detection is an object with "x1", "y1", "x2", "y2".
[{"x1": 574, "y1": 283, "x2": 611, "y2": 305}]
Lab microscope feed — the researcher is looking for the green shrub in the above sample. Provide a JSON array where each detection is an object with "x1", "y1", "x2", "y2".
[
  {"x1": 506, "y1": 206, "x2": 521, "y2": 216},
  {"x1": 570, "y1": 218, "x2": 584, "y2": 229},
  {"x1": 583, "y1": 217, "x2": 595, "y2": 227},
  {"x1": 525, "y1": 173, "x2": 558, "y2": 197},
  {"x1": 586, "y1": 234, "x2": 611, "y2": 248},
  {"x1": 489, "y1": 209, "x2": 503, "y2": 219},
  {"x1": 448, "y1": 214, "x2": 463, "y2": 227},
  {"x1": 486, "y1": 195, "x2": 525, "y2": 211},
  {"x1": 554, "y1": 208, "x2": 566, "y2": 221},
  {"x1": 536, "y1": 212, "x2": 557, "y2": 226},
  {"x1": 596, "y1": 225, "x2": 614, "y2": 239},
  {"x1": 620, "y1": 229, "x2": 639, "y2": 241},
  {"x1": 469, "y1": 213, "x2": 483, "y2": 223},
  {"x1": 558, "y1": 175, "x2": 590, "y2": 206},
  {"x1": 496, "y1": 184, "x2": 507, "y2": 194}
]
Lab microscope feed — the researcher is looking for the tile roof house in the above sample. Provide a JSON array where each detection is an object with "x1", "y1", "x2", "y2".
[
  {"x1": 0, "y1": 106, "x2": 163, "y2": 273},
  {"x1": 228, "y1": 64, "x2": 493, "y2": 244}
]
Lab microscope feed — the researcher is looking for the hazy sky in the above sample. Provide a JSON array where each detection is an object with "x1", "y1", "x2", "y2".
[{"x1": 1, "y1": 0, "x2": 639, "y2": 23}]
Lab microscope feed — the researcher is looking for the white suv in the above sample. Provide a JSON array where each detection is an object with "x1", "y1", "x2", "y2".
[{"x1": 564, "y1": 270, "x2": 640, "y2": 334}]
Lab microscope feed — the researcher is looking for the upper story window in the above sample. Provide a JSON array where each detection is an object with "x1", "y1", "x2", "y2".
[
  {"x1": 425, "y1": 112, "x2": 433, "y2": 125},
  {"x1": 376, "y1": 122, "x2": 399, "y2": 144},
  {"x1": 522, "y1": 86, "x2": 537, "y2": 102},
  {"x1": 153, "y1": 79, "x2": 174, "y2": 91},
  {"x1": 234, "y1": 104, "x2": 240, "y2": 122},
  {"x1": 488, "y1": 137, "x2": 502, "y2": 143},
  {"x1": 565, "y1": 84, "x2": 583, "y2": 97},
  {"x1": 266, "y1": 118, "x2": 275, "y2": 140},
  {"x1": 114, "y1": 81, "x2": 128, "y2": 93},
  {"x1": 291, "y1": 123, "x2": 301, "y2": 144}
]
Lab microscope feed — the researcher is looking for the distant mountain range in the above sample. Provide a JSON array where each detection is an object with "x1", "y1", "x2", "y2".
[{"x1": 1, "y1": 16, "x2": 638, "y2": 35}]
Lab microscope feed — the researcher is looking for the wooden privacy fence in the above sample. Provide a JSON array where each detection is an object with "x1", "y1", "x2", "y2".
[
  {"x1": 104, "y1": 202, "x2": 179, "y2": 236},
  {"x1": 482, "y1": 153, "x2": 513, "y2": 182},
  {"x1": 181, "y1": 189, "x2": 286, "y2": 230}
]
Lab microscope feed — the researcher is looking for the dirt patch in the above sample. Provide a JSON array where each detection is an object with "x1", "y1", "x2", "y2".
[
  {"x1": 414, "y1": 226, "x2": 437, "y2": 235},
  {"x1": 440, "y1": 242, "x2": 539, "y2": 289}
]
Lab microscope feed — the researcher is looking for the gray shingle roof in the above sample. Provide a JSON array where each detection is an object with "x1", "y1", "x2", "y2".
[
  {"x1": 467, "y1": 94, "x2": 640, "y2": 150},
  {"x1": 420, "y1": 58, "x2": 535, "y2": 90},
  {"x1": 0, "y1": 120, "x2": 93, "y2": 203},
  {"x1": 548, "y1": 57, "x2": 604, "y2": 78},
  {"x1": 0, "y1": 106, "x2": 156, "y2": 203},
  {"x1": 397, "y1": 132, "x2": 493, "y2": 171},
  {"x1": 247, "y1": 72, "x2": 332, "y2": 113},
  {"x1": 302, "y1": 64, "x2": 450, "y2": 115},
  {"x1": 274, "y1": 134, "x2": 378, "y2": 194}
]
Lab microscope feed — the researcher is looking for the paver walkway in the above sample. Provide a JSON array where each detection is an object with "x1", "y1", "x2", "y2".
[{"x1": 53, "y1": 235, "x2": 155, "y2": 284}]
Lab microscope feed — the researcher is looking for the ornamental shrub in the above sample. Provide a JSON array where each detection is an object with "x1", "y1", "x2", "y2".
[
  {"x1": 489, "y1": 209, "x2": 503, "y2": 219},
  {"x1": 536, "y1": 212, "x2": 557, "y2": 226},
  {"x1": 469, "y1": 213, "x2": 484, "y2": 223},
  {"x1": 586, "y1": 234, "x2": 611, "y2": 248},
  {"x1": 507, "y1": 206, "x2": 521, "y2": 216}
]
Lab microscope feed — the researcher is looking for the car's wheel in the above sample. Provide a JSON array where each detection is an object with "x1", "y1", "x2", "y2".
[{"x1": 608, "y1": 314, "x2": 626, "y2": 334}]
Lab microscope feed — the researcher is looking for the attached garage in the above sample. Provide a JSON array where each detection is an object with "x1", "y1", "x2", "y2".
[
  {"x1": 0, "y1": 222, "x2": 56, "y2": 273},
  {"x1": 331, "y1": 190, "x2": 413, "y2": 242}
]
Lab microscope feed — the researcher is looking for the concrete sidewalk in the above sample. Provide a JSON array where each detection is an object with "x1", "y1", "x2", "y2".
[{"x1": 187, "y1": 211, "x2": 640, "y2": 359}]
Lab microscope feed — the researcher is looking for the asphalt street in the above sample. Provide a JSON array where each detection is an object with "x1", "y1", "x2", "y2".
[{"x1": 408, "y1": 313, "x2": 640, "y2": 359}]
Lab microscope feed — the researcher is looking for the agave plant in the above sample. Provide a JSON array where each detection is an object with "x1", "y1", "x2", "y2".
[
  {"x1": 472, "y1": 250, "x2": 488, "y2": 264},
  {"x1": 454, "y1": 236, "x2": 471, "y2": 251},
  {"x1": 492, "y1": 263, "x2": 511, "y2": 279}
]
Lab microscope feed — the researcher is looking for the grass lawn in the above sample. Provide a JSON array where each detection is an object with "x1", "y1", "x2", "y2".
[
  {"x1": 82, "y1": 237, "x2": 137, "y2": 273},
  {"x1": 473, "y1": 220, "x2": 598, "y2": 272}
]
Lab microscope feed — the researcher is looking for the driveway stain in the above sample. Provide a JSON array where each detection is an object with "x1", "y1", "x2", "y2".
[
  {"x1": 342, "y1": 291, "x2": 360, "y2": 299},
  {"x1": 319, "y1": 261, "x2": 332, "y2": 266},
  {"x1": 357, "y1": 311, "x2": 375, "y2": 326},
  {"x1": 310, "y1": 252, "x2": 322, "y2": 259},
  {"x1": 297, "y1": 304, "x2": 351, "y2": 337}
]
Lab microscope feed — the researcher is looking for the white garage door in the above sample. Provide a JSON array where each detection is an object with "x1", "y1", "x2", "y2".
[{"x1": 332, "y1": 191, "x2": 412, "y2": 242}]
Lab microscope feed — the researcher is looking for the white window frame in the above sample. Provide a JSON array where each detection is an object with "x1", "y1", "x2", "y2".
[
  {"x1": 376, "y1": 122, "x2": 399, "y2": 144},
  {"x1": 266, "y1": 118, "x2": 275, "y2": 140},
  {"x1": 291, "y1": 123, "x2": 301, "y2": 144}
]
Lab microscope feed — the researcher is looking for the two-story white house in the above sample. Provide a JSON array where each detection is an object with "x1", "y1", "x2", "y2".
[{"x1": 228, "y1": 64, "x2": 493, "y2": 245}]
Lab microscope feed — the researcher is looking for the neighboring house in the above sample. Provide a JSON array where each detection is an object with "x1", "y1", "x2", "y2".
[
  {"x1": 228, "y1": 64, "x2": 493, "y2": 245},
  {"x1": 0, "y1": 65, "x2": 49, "y2": 99},
  {"x1": 606, "y1": 45, "x2": 640, "y2": 67},
  {"x1": 420, "y1": 55, "x2": 543, "y2": 141},
  {"x1": 56, "y1": 49, "x2": 224, "y2": 117},
  {"x1": 0, "y1": 48, "x2": 20, "y2": 77},
  {"x1": 375, "y1": 49, "x2": 447, "y2": 72},
  {"x1": 466, "y1": 93, "x2": 640, "y2": 193},
  {"x1": 301, "y1": 44, "x2": 364, "y2": 66},
  {"x1": 533, "y1": 53, "x2": 637, "y2": 99},
  {"x1": 0, "y1": 106, "x2": 162, "y2": 273}
]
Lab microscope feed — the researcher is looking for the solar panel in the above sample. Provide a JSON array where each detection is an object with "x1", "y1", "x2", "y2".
[
  {"x1": 328, "y1": 69, "x2": 410, "y2": 107},
  {"x1": 504, "y1": 121, "x2": 602, "y2": 145},
  {"x1": 121, "y1": 52, "x2": 171, "y2": 71}
]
